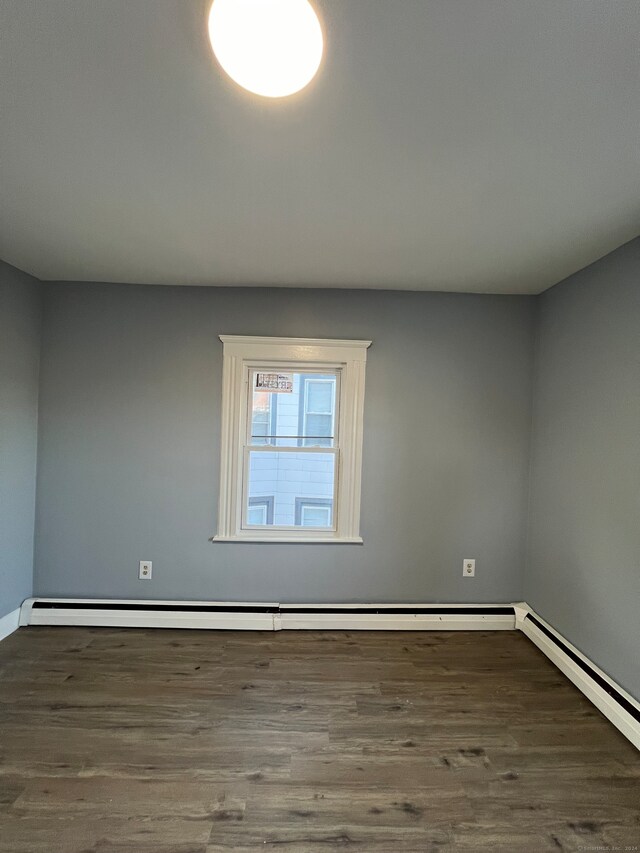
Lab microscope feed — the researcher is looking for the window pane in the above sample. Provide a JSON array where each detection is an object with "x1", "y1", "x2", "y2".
[
  {"x1": 247, "y1": 451, "x2": 335, "y2": 528},
  {"x1": 250, "y1": 372, "x2": 337, "y2": 447}
]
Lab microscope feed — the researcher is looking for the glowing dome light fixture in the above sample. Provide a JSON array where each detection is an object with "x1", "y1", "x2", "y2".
[{"x1": 208, "y1": 0, "x2": 324, "y2": 98}]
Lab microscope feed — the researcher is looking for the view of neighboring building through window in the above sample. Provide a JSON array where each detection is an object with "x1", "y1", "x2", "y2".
[
  {"x1": 248, "y1": 372, "x2": 337, "y2": 528},
  {"x1": 247, "y1": 496, "x2": 274, "y2": 525},
  {"x1": 295, "y1": 497, "x2": 333, "y2": 527},
  {"x1": 300, "y1": 375, "x2": 335, "y2": 447},
  {"x1": 250, "y1": 391, "x2": 277, "y2": 445}
]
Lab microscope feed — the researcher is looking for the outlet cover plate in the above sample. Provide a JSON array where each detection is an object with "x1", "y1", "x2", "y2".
[
  {"x1": 463, "y1": 558, "x2": 475, "y2": 577},
  {"x1": 139, "y1": 560, "x2": 152, "y2": 580}
]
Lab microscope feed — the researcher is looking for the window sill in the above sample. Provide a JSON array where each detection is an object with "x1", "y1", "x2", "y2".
[{"x1": 211, "y1": 535, "x2": 364, "y2": 545}]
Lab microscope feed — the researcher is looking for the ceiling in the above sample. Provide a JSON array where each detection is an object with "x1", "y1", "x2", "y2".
[{"x1": 1, "y1": 0, "x2": 639, "y2": 294}]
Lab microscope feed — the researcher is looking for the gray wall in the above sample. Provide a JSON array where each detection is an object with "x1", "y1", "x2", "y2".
[
  {"x1": 34, "y1": 283, "x2": 535, "y2": 603},
  {"x1": 526, "y1": 238, "x2": 640, "y2": 698},
  {"x1": 0, "y1": 261, "x2": 41, "y2": 618}
]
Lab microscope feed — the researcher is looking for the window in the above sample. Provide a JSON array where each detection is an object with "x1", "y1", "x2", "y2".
[
  {"x1": 295, "y1": 498, "x2": 333, "y2": 528},
  {"x1": 299, "y1": 375, "x2": 335, "y2": 447},
  {"x1": 214, "y1": 336, "x2": 371, "y2": 543},
  {"x1": 251, "y1": 391, "x2": 277, "y2": 446},
  {"x1": 247, "y1": 496, "x2": 274, "y2": 526}
]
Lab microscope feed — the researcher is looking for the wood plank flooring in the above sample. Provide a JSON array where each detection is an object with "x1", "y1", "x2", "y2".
[{"x1": 0, "y1": 627, "x2": 637, "y2": 852}]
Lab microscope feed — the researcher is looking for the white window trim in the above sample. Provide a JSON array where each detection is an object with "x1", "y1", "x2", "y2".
[{"x1": 213, "y1": 336, "x2": 371, "y2": 544}]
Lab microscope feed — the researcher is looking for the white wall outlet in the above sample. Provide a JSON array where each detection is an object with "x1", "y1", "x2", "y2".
[
  {"x1": 139, "y1": 560, "x2": 152, "y2": 580},
  {"x1": 463, "y1": 558, "x2": 475, "y2": 577}
]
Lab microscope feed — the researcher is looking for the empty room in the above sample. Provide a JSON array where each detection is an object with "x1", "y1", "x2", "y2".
[{"x1": 0, "y1": 1, "x2": 639, "y2": 851}]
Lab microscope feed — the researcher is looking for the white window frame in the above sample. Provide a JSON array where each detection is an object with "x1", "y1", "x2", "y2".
[{"x1": 214, "y1": 336, "x2": 371, "y2": 544}]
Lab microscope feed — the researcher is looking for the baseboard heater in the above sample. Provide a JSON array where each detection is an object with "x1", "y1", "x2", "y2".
[
  {"x1": 19, "y1": 599, "x2": 515, "y2": 631},
  {"x1": 515, "y1": 605, "x2": 640, "y2": 751},
  {"x1": 278, "y1": 604, "x2": 514, "y2": 631},
  {"x1": 526, "y1": 613, "x2": 639, "y2": 723}
]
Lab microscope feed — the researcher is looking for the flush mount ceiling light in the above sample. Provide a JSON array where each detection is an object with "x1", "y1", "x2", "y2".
[{"x1": 208, "y1": 0, "x2": 324, "y2": 98}]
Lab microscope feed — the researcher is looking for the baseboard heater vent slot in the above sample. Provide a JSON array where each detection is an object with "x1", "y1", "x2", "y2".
[
  {"x1": 32, "y1": 601, "x2": 279, "y2": 614},
  {"x1": 280, "y1": 606, "x2": 513, "y2": 615}
]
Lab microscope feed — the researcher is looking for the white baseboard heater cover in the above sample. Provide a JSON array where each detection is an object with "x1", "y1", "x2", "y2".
[
  {"x1": 515, "y1": 603, "x2": 640, "y2": 752},
  {"x1": 20, "y1": 599, "x2": 279, "y2": 631},
  {"x1": 279, "y1": 604, "x2": 514, "y2": 631},
  {"x1": 20, "y1": 599, "x2": 515, "y2": 631}
]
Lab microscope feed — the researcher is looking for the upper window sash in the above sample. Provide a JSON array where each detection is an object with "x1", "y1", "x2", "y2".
[{"x1": 247, "y1": 367, "x2": 339, "y2": 448}]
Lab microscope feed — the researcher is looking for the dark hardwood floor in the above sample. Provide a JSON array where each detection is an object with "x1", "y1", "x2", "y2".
[{"x1": 0, "y1": 627, "x2": 637, "y2": 852}]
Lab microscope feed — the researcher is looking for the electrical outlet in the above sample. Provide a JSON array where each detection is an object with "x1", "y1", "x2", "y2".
[
  {"x1": 463, "y1": 558, "x2": 475, "y2": 577},
  {"x1": 139, "y1": 560, "x2": 152, "y2": 580}
]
